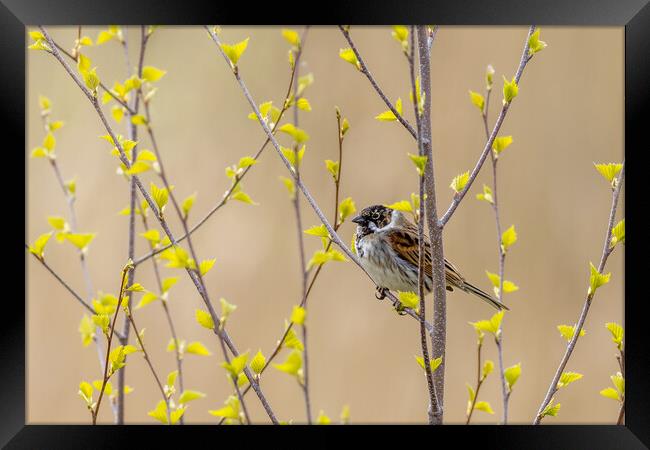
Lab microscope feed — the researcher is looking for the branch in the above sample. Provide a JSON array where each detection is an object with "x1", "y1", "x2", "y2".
[
  {"x1": 439, "y1": 26, "x2": 536, "y2": 228},
  {"x1": 481, "y1": 76, "x2": 510, "y2": 424},
  {"x1": 116, "y1": 24, "x2": 146, "y2": 425},
  {"x1": 290, "y1": 26, "x2": 313, "y2": 424},
  {"x1": 124, "y1": 304, "x2": 172, "y2": 424},
  {"x1": 533, "y1": 162, "x2": 625, "y2": 424},
  {"x1": 40, "y1": 26, "x2": 279, "y2": 425},
  {"x1": 465, "y1": 337, "x2": 485, "y2": 424},
  {"x1": 92, "y1": 263, "x2": 131, "y2": 424},
  {"x1": 338, "y1": 26, "x2": 417, "y2": 139},
  {"x1": 205, "y1": 26, "x2": 434, "y2": 343},
  {"x1": 409, "y1": 26, "x2": 440, "y2": 425},
  {"x1": 416, "y1": 25, "x2": 447, "y2": 424},
  {"x1": 132, "y1": 35, "x2": 304, "y2": 268}
]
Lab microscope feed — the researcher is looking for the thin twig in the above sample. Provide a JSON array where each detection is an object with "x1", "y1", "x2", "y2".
[
  {"x1": 92, "y1": 264, "x2": 130, "y2": 424},
  {"x1": 465, "y1": 338, "x2": 484, "y2": 424},
  {"x1": 439, "y1": 26, "x2": 536, "y2": 228},
  {"x1": 481, "y1": 78, "x2": 510, "y2": 424},
  {"x1": 533, "y1": 162, "x2": 625, "y2": 424},
  {"x1": 338, "y1": 26, "x2": 417, "y2": 139},
  {"x1": 124, "y1": 305, "x2": 172, "y2": 424},
  {"x1": 40, "y1": 26, "x2": 279, "y2": 425},
  {"x1": 290, "y1": 26, "x2": 312, "y2": 425}
]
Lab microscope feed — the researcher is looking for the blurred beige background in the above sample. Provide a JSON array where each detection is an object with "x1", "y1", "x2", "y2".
[{"x1": 27, "y1": 26, "x2": 624, "y2": 424}]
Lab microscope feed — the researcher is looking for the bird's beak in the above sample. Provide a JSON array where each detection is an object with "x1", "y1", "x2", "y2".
[{"x1": 351, "y1": 215, "x2": 364, "y2": 225}]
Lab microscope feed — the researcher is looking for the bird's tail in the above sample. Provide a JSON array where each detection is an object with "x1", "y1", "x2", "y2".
[{"x1": 461, "y1": 281, "x2": 510, "y2": 311}]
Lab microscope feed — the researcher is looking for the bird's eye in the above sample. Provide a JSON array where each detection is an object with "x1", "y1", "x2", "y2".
[{"x1": 372, "y1": 212, "x2": 380, "y2": 220}]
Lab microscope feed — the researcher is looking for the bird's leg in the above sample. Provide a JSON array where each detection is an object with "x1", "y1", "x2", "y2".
[
  {"x1": 375, "y1": 286, "x2": 387, "y2": 300},
  {"x1": 394, "y1": 302, "x2": 407, "y2": 315}
]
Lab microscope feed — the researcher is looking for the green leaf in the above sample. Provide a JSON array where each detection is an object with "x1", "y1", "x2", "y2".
[
  {"x1": 221, "y1": 351, "x2": 249, "y2": 378},
  {"x1": 469, "y1": 310, "x2": 505, "y2": 335},
  {"x1": 279, "y1": 176, "x2": 296, "y2": 198},
  {"x1": 304, "y1": 224, "x2": 330, "y2": 238},
  {"x1": 385, "y1": 200, "x2": 413, "y2": 213},
  {"x1": 375, "y1": 98, "x2": 403, "y2": 121},
  {"x1": 147, "y1": 400, "x2": 169, "y2": 424},
  {"x1": 528, "y1": 29, "x2": 547, "y2": 56},
  {"x1": 78, "y1": 315, "x2": 95, "y2": 347},
  {"x1": 296, "y1": 98, "x2": 312, "y2": 111},
  {"x1": 135, "y1": 292, "x2": 158, "y2": 309},
  {"x1": 250, "y1": 350, "x2": 266, "y2": 374},
  {"x1": 408, "y1": 153, "x2": 428, "y2": 177},
  {"x1": 140, "y1": 229, "x2": 161, "y2": 245},
  {"x1": 126, "y1": 283, "x2": 146, "y2": 292},
  {"x1": 501, "y1": 225, "x2": 517, "y2": 252},
  {"x1": 92, "y1": 314, "x2": 110, "y2": 334},
  {"x1": 47, "y1": 216, "x2": 67, "y2": 231},
  {"x1": 186, "y1": 341, "x2": 211, "y2": 356},
  {"x1": 594, "y1": 163, "x2": 623, "y2": 186},
  {"x1": 391, "y1": 25, "x2": 409, "y2": 47},
  {"x1": 605, "y1": 322, "x2": 624, "y2": 350},
  {"x1": 468, "y1": 90, "x2": 485, "y2": 112},
  {"x1": 610, "y1": 219, "x2": 625, "y2": 247},
  {"x1": 272, "y1": 349, "x2": 303, "y2": 377},
  {"x1": 219, "y1": 298, "x2": 237, "y2": 326},
  {"x1": 502, "y1": 76, "x2": 519, "y2": 104},
  {"x1": 281, "y1": 28, "x2": 301, "y2": 47},
  {"x1": 78, "y1": 381, "x2": 94, "y2": 405},
  {"x1": 339, "y1": 47, "x2": 360, "y2": 70},
  {"x1": 43, "y1": 132, "x2": 56, "y2": 152},
  {"x1": 450, "y1": 171, "x2": 470, "y2": 193},
  {"x1": 600, "y1": 387, "x2": 621, "y2": 401},
  {"x1": 142, "y1": 65, "x2": 167, "y2": 82},
  {"x1": 306, "y1": 248, "x2": 347, "y2": 270},
  {"x1": 278, "y1": 123, "x2": 310, "y2": 143},
  {"x1": 398, "y1": 291, "x2": 419, "y2": 313},
  {"x1": 199, "y1": 258, "x2": 216, "y2": 276},
  {"x1": 482, "y1": 359, "x2": 494, "y2": 379},
  {"x1": 504, "y1": 363, "x2": 521, "y2": 390},
  {"x1": 65, "y1": 233, "x2": 96, "y2": 252},
  {"x1": 340, "y1": 405, "x2": 351, "y2": 424},
  {"x1": 339, "y1": 197, "x2": 357, "y2": 223},
  {"x1": 209, "y1": 395, "x2": 241, "y2": 420},
  {"x1": 195, "y1": 309, "x2": 215, "y2": 330},
  {"x1": 475, "y1": 401, "x2": 495, "y2": 414},
  {"x1": 230, "y1": 191, "x2": 258, "y2": 205},
  {"x1": 557, "y1": 324, "x2": 586, "y2": 342},
  {"x1": 238, "y1": 156, "x2": 258, "y2": 169},
  {"x1": 492, "y1": 136, "x2": 513, "y2": 155},
  {"x1": 178, "y1": 390, "x2": 206, "y2": 404},
  {"x1": 325, "y1": 160, "x2": 340, "y2": 181},
  {"x1": 588, "y1": 262, "x2": 611, "y2": 296},
  {"x1": 161, "y1": 277, "x2": 178, "y2": 293},
  {"x1": 541, "y1": 400, "x2": 561, "y2": 418},
  {"x1": 291, "y1": 305, "x2": 307, "y2": 325},
  {"x1": 221, "y1": 38, "x2": 250, "y2": 66},
  {"x1": 150, "y1": 182, "x2": 169, "y2": 213},
  {"x1": 557, "y1": 371, "x2": 583, "y2": 389},
  {"x1": 283, "y1": 323, "x2": 304, "y2": 350},
  {"x1": 317, "y1": 410, "x2": 331, "y2": 425},
  {"x1": 611, "y1": 372, "x2": 625, "y2": 396}
]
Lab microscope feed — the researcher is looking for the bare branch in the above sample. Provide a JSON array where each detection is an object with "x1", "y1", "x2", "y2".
[{"x1": 338, "y1": 26, "x2": 417, "y2": 139}]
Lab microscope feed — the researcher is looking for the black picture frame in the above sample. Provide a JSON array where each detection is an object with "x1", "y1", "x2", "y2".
[{"x1": 6, "y1": 0, "x2": 649, "y2": 448}]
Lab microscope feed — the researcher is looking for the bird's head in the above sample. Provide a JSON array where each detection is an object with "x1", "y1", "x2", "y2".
[{"x1": 352, "y1": 204, "x2": 394, "y2": 232}]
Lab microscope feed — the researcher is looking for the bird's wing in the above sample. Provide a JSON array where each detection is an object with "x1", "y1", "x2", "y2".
[
  {"x1": 385, "y1": 221, "x2": 467, "y2": 292},
  {"x1": 384, "y1": 223, "x2": 436, "y2": 281}
]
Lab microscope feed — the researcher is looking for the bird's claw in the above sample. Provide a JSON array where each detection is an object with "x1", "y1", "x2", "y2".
[
  {"x1": 394, "y1": 303, "x2": 407, "y2": 315},
  {"x1": 375, "y1": 287, "x2": 387, "y2": 300}
]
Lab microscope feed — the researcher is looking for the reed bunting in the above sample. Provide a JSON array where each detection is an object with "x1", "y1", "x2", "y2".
[{"x1": 352, "y1": 205, "x2": 508, "y2": 311}]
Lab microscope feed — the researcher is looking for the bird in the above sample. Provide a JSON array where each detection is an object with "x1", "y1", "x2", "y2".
[{"x1": 352, "y1": 204, "x2": 508, "y2": 311}]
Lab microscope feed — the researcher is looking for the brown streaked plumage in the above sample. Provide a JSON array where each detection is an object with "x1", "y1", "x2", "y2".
[{"x1": 352, "y1": 204, "x2": 509, "y2": 311}]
